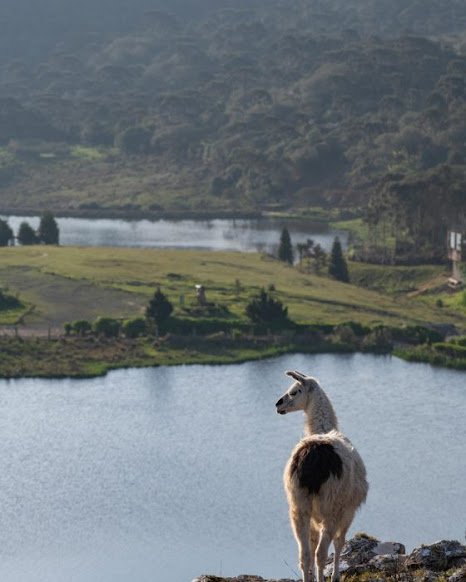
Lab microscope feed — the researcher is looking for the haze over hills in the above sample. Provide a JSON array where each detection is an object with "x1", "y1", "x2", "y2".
[{"x1": 0, "y1": 0, "x2": 465, "y2": 261}]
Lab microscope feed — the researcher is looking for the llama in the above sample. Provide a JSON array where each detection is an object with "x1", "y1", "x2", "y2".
[{"x1": 276, "y1": 370, "x2": 368, "y2": 582}]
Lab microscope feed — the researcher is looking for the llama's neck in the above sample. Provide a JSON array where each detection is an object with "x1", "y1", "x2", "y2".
[{"x1": 304, "y1": 387, "x2": 339, "y2": 436}]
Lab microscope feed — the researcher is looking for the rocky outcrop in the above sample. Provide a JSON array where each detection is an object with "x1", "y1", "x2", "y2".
[{"x1": 193, "y1": 534, "x2": 466, "y2": 582}]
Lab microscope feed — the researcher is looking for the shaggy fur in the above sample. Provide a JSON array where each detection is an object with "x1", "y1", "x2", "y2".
[{"x1": 276, "y1": 370, "x2": 368, "y2": 582}]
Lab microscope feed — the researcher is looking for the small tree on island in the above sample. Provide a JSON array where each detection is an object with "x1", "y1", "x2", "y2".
[
  {"x1": 145, "y1": 287, "x2": 173, "y2": 334},
  {"x1": 38, "y1": 211, "x2": 59, "y2": 245},
  {"x1": 245, "y1": 288, "x2": 289, "y2": 325},
  {"x1": 328, "y1": 236, "x2": 349, "y2": 283},
  {"x1": 0, "y1": 219, "x2": 13, "y2": 246},
  {"x1": 18, "y1": 222, "x2": 39, "y2": 245},
  {"x1": 278, "y1": 227, "x2": 294, "y2": 265}
]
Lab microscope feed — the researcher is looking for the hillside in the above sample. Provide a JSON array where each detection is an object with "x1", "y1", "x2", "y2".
[{"x1": 0, "y1": 1, "x2": 465, "y2": 262}]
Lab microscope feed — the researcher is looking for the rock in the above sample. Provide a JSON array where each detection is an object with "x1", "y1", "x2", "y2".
[
  {"x1": 448, "y1": 564, "x2": 466, "y2": 582},
  {"x1": 192, "y1": 576, "x2": 297, "y2": 582},
  {"x1": 324, "y1": 533, "x2": 406, "y2": 577},
  {"x1": 196, "y1": 536, "x2": 466, "y2": 582},
  {"x1": 406, "y1": 540, "x2": 466, "y2": 571}
]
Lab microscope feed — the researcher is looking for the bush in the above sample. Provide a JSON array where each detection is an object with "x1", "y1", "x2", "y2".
[
  {"x1": 72, "y1": 319, "x2": 92, "y2": 336},
  {"x1": 93, "y1": 317, "x2": 120, "y2": 338},
  {"x1": 391, "y1": 325, "x2": 443, "y2": 345},
  {"x1": 432, "y1": 342, "x2": 466, "y2": 358},
  {"x1": 0, "y1": 289, "x2": 22, "y2": 310},
  {"x1": 245, "y1": 288, "x2": 289, "y2": 325},
  {"x1": 122, "y1": 317, "x2": 147, "y2": 338}
]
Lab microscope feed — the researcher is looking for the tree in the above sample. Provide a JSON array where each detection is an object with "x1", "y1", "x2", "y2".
[
  {"x1": 0, "y1": 219, "x2": 13, "y2": 246},
  {"x1": 245, "y1": 288, "x2": 289, "y2": 325},
  {"x1": 72, "y1": 319, "x2": 92, "y2": 336},
  {"x1": 278, "y1": 227, "x2": 294, "y2": 264},
  {"x1": 38, "y1": 211, "x2": 59, "y2": 244},
  {"x1": 93, "y1": 316, "x2": 120, "y2": 337},
  {"x1": 122, "y1": 317, "x2": 147, "y2": 338},
  {"x1": 328, "y1": 237, "x2": 349, "y2": 283},
  {"x1": 145, "y1": 287, "x2": 173, "y2": 333},
  {"x1": 17, "y1": 221, "x2": 38, "y2": 245}
]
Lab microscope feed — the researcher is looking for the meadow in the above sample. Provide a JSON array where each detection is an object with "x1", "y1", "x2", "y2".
[
  {"x1": 0, "y1": 246, "x2": 464, "y2": 376},
  {"x1": 0, "y1": 246, "x2": 463, "y2": 329}
]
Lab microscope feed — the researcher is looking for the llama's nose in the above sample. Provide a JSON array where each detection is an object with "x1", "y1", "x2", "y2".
[{"x1": 276, "y1": 397, "x2": 284, "y2": 407}]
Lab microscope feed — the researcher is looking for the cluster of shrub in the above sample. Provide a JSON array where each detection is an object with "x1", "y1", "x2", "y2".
[
  {"x1": 64, "y1": 316, "x2": 148, "y2": 338},
  {"x1": 0, "y1": 211, "x2": 59, "y2": 246},
  {"x1": 0, "y1": 289, "x2": 22, "y2": 311}
]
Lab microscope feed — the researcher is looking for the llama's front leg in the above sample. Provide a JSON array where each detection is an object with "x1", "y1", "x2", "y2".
[
  {"x1": 331, "y1": 531, "x2": 347, "y2": 582},
  {"x1": 315, "y1": 528, "x2": 334, "y2": 582},
  {"x1": 290, "y1": 508, "x2": 312, "y2": 582}
]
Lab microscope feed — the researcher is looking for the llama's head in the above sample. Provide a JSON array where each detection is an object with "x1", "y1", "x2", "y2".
[{"x1": 275, "y1": 370, "x2": 320, "y2": 414}]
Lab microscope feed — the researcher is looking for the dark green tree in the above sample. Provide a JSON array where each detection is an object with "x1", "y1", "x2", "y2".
[
  {"x1": 38, "y1": 211, "x2": 59, "y2": 245},
  {"x1": 0, "y1": 219, "x2": 13, "y2": 246},
  {"x1": 17, "y1": 221, "x2": 38, "y2": 245},
  {"x1": 328, "y1": 236, "x2": 349, "y2": 283},
  {"x1": 245, "y1": 288, "x2": 289, "y2": 325},
  {"x1": 278, "y1": 227, "x2": 294, "y2": 264},
  {"x1": 145, "y1": 287, "x2": 173, "y2": 333}
]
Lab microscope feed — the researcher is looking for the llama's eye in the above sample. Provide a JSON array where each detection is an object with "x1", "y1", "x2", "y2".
[{"x1": 290, "y1": 391, "x2": 298, "y2": 396}]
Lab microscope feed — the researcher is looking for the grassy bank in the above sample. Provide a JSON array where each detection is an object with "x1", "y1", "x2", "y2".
[
  {"x1": 0, "y1": 334, "x2": 353, "y2": 378},
  {"x1": 1, "y1": 246, "x2": 463, "y2": 329},
  {"x1": 0, "y1": 246, "x2": 465, "y2": 377}
]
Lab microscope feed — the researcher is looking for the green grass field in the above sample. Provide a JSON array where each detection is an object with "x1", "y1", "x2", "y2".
[{"x1": 0, "y1": 246, "x2": 464, "y2": 332}]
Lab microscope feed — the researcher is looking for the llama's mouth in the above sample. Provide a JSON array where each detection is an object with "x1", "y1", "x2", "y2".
[{"x1": 277, "y1": 409, "x2": 287, "y2": 415}]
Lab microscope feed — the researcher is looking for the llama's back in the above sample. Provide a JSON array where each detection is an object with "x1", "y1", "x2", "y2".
[{"x1": 284, "y1": 430, "x2": 368, "y2": 524}]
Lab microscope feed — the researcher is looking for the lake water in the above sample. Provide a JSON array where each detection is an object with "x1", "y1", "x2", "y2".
[
  {"x1": 3, "y1": 215, "x2": 346, "y2": 253},
  {"x1": 0, "y1": 353, "x2": 464, "y2": 582}
]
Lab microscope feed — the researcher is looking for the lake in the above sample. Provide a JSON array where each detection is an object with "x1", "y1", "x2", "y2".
[
  {"x1": 0, "y1": 353, "x2": 464, "y2": 582},
  {"x1": 3, "y1": 215, "x2": 347, "y2": 253}
]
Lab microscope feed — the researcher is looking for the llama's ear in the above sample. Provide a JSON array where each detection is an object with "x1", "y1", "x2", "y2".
[{"x1": 285, "y1": 370, "x2": 307, "y2": 384}]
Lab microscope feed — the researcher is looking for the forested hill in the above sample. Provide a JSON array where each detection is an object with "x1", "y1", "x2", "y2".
[
  {"x1": 1, "y1": 0, "x2": 466, "y2": 61},
  {"x1": 0, "y1": 0, "x2": 465, "y2": 261}
]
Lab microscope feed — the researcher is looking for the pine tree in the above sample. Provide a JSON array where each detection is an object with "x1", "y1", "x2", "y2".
[
  {"x1": 145, "y1": 287, "x2": 173, "y2": 333},
  {"x1": 328, "y1": 236, "x2": 349, "y2": 283},
  {"x1": 18, "y1": 222, "x2": 39, "y2": 245},
  {"x1": 278, "y1": 227, "x2": 294, "y2": 264},
  {"x1": 0, "y1": 219, "x2": 13, "y2": 246},
  {"x1": 38, "y1": 211, "x2": 59, "y2": 245}
]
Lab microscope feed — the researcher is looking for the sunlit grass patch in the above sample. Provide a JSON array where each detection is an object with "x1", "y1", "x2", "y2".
[{"x1": 70, "y1": 145, "x2": 105, "y2": 160}]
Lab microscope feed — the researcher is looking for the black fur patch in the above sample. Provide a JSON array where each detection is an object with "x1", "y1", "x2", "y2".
[{"x1": 290, "y1": 441, "x2": 343, "y2": 494}]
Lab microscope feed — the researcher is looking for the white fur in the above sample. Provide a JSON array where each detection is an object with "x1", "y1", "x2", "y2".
[{"x1": 276, "y1": 370, "x2": 368, "y2": 582}]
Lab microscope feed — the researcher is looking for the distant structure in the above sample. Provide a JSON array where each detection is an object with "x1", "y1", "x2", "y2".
[
  {"x1": 447, "y1": 229, "x2": 466, "y2": 284},
  {"x1": 195, "y1": 284, "x2": 207, "y2": 307}
]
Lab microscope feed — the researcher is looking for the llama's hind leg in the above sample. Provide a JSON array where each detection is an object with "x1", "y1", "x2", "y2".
[
  {"x1": 308, "y1": 523, "x2": 319, "y2": 581},
  {"x1": 290, "y1": 507, "x2": 312, "y2": 582},
  {"x1": 331, "y1": 529, "x2": 348, "y2": 582},
  {"x1": 315, "y1": 526, "x2": 335, "y2": 582}
]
